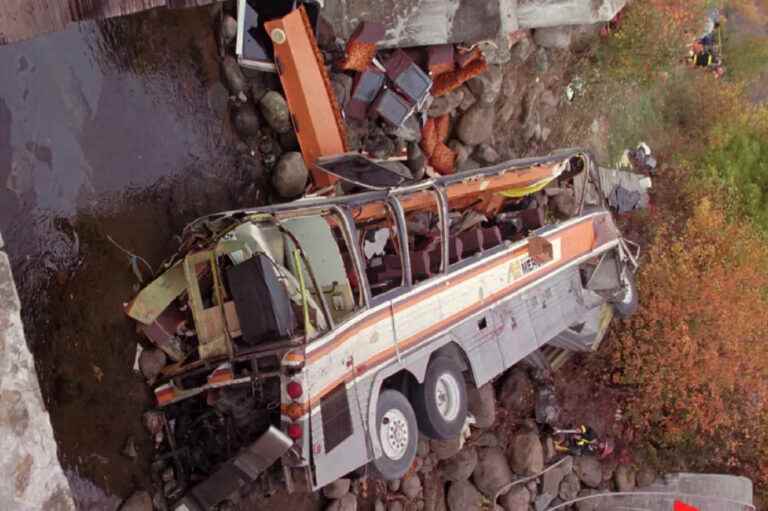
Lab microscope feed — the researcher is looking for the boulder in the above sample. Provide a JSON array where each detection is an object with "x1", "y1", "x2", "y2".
[
  {"x1": 402, "y1": 474, "x2": 422, "y2": 499},
  {"x1": 418, "y1": 434, "x2": 432, "y2": 457},
  {"x1": 388, "y1": 479, "x2": 401, "y2": 492},
  {"x1": 440, "y1": 446, "x2": 478, "y2": 482},
  {"x1": 614, "y1": 465, "x2": 636, "y2": 492},
  {"x1": 542, "y1": 456, "x2": 572, "y2": 495},
  {"x1": 447, "y1": 480, "x2": 482, "y2": 511},
  {"x1": 534, "y1": 493, "x2": 555, "y2": 511},
  {"x1": 407, "y1": 142, "x2": 426, "y2": 180},
  {"x1": 510, "y1": 430, "x2": 544, "y2": 476},
  {"x1": 574, "y1": 456, "x2": 602, "y2": 488},
  {"x1": 273, "y1": 152, "x2": 308, "y2": 198},
  {"x1": 431, "y1": 437, "x2": 462, "y2": 460},
  {"x1": 448, "y1": 140, "x2": 471, "y2": 167},
  {"x1": 473, "y1": 432, "x2": 501, "y2": 448},
  {"x1": 467, "y1": 65, "x2": 503, "y2": 105},
  {"x1": 424, "y1": 473, "x2": 447, "y2": 511},
  {"x1": 232, "y1": 104, "x2": 260, "y2": 138},
  {"x1": 457, "y1": 104, "x2": 495, "y2": 145},
  {"x1": 459, "y1": 86, "x2": 477, "y2": 111},
  {"x1": 534, "y1": 384, "x2": 560, "y2": 425},
  {"x1": 221, "y1": 56, "x2": 248, "y2": 94},
  {"x1": 575, "y1": 489, "x2": 600, "y2": 511},
  {"x1": 542, "y1": 436, "x2": 557, "y2": 463},
  {"x1": 457, "y1": 158, "x2": 481, "y2": 172},
  {"x1": 467, "y1": 384, "x2": 495, "y2": 429},
  {"x1": 420, "y1": 454, "x2": 436, "y2": 474},
  {"x1": 118, "y1": 491, "x2": 152, "y2": 511},
  {"x1": 636, "y1": 467, "x2": 657, "y2": 488},
  {"x1": 475, "y1": 144, "x2": 499, "y2": 164},
  {"x1": 387, "y1": 501, "x2": 404, "y2": 511},
  {"x1": 220, "y1": 15, "x2": 238, "y2": 43},
  {"x1": 324, "y1": 478, "x2": 351, "y2": 499},
  {"x1": 472, "y1": 447, "x2": 513, "y2": 497},
  {"x1": 429, "y1": 89, "x2": 465, "y2": 117},
  {"x1": 498, "y1": 368, "x2": 534, "y2": 415},
  {"x1": 558, "y1": 472, "x2": 581, "y2": 501},
  {"x1": 207, "y1": 82, "x2": 230, "y2": 117},
  {"x1": 533, "y1": 26, "x2": 573, "y2": 49},
  {"x1": 139, "y1": 348, "x2": 166, "y2": 384},
  {"x1": 259, "y1": 91, "x2": 292, "y2": 134},
  {"x1": 374, "y1": 499, "x2": 386, "y2": 511},
  {"x1": 499, "y1": 485, "x2": 530, "y2": 511},
  {"x1": 327, "y1": 493, "x2": 357, "y2": 511}
]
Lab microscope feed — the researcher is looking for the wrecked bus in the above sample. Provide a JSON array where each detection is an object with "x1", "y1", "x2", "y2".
[{"x1": 125, "y1": 149, "x2": 639, "y2": 510}]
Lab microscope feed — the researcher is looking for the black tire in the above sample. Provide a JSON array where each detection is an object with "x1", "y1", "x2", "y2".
[
  {"x1": 412, "y1": 356, "x2": 468, "y2": 440},
  {"x1": 610, "y1": 270, "x2": 638, "y2": 318},
  {"x1": 370, "y1": 389, "x2": 418, "y2": 480}
]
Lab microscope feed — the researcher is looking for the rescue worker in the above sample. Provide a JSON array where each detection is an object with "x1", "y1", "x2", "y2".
[{"x1": 548, "y1": 424, "x2": 614, "y2": 458}]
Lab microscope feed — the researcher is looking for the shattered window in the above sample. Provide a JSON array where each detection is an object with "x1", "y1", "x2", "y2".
[
  {"x1": 352, "y1": 200, "x2": 405, "y2": 297},
  {"x1": 399, "y1": 190, "x2": 444, "y2": 284}
]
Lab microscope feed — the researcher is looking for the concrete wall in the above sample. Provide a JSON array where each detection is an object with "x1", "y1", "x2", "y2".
[{"x1": 0, "y1": 230, "x2": 75, "y2": 510}]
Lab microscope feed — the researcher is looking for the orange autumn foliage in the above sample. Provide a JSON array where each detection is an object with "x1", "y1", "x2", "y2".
[{"x1": 611, "y1": 197, "x2": 768, "y2": 479}]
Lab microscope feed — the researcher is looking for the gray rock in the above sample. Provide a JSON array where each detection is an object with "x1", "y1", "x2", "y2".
[
  {"x1": 273, "y1": 152, "x2": 308, "y2": 198},
  {"x1": 534, "y1": 493, "x2": 555, "y2": 511},
  {"x1": 429, "y1": 89, "x2": 465, "y2": 117},
  {"x1": 457, "y1": 104, "x2": 495, "y2": 145},
  {"x1": 331, "y1": 73, "x2": 353, "y2": 108},
  {"x1": 232, "y1": 104, "x2": 260, "y2": 138},
  {"x1": 327, "y1": 493, "x2": 357, "y2": 511},
  {"x1": 475, "y1": 144, "x2": 500, "y2": 164},
  {"x1": 559, "y1": 472, "x2": 581, "y2": 501},
  {"x1": 534, "y1": 385, "x2": 560, "y2": 425},
  {"x1": 473, "y1": 432, "x2": 500, "y2": 448},
  {"x1": 259, "y1": 91, "x2": 292, "y2": 134},
  {"x1": 139, "y1": 348, "x2": 166, "y2": 383},
  {"x1": 457, "y1": 158, "x2": 481, "y2": 172},
  {"x1": 386, "y1": 115, "x2": 422, "y2": 142},
  {"x1": 472, "y1": 447, "x2": 513, "y2": 497},
  {"x1": 574, "y1": 456, "x2": 602, "y2": 488},
  {"x1": 407, "y1": 142, "x2": 426, "y2": 180},
  {"x1": 614, "y1": 465, "x2": 636, "y2": 492},
  {"x1": 221, "y1": 15, "x2": 238, "y2": 43},
  {"x1": 459, "y1": 86, "x2": 477, "y2": 111},
  {"x1": 467, "y1": 65, "x2": 503, "y2": 105},
  {"x1": 499, "y1": 486, "x2": 530, "y2": 511},
  {"x1": 543, "y1": 436, "x2": 557, "y2": 463},
  {"x1": 467, "y1": 383, "x2": 496, "y2": 429},
  {"x1": 542, "y1": 456, "x2": 572, "y2": 495},
  {"x1": 402, "y1": 474, "x2": 422, "y2": 499},
  {"x1": 324, "y1": 478, "x2": 351, "y2": 499},
  {"x1": 221, "y1": 56, "x2": 248, "y2": 94},
  {"x1": 251, "y1": 81, "x2": 269, "y2": 103},
  {"x1": 424, "y1": 472, "x2": 447, "y2": 511},
  {"x1": 431, "y1": 436, "x2": 462, "y2": 460},
  {"x1": 375, "y1": 499, "x2": 386, "y2": 511},
  {"x1": 533, "y1": 26, "x2": 573, "y2": 49},
  {"x1": 510, "y1": 430, "x2": 544, "y2": 476},
  {"x1": 575, "y1": 489, "x2": 600, "y2": 511},
  {"x1": 498, "y1": 368, "x2": 534, "y2": 415},
  {"x1": 119, "y1": 491, "x2": 152, "y2": 511},
  {"x1": 388, "y1": 478, "x2": 401, "y2": 493},
  {"x1": 441, "y1": 446, "x2": 478, "y2": 482},
  {"x1": 387, "y1": 501, "x2": 404, "y2": 511},
  {"x1": 447, "y1": 480, "x2": 482, "y2": 511},
  {"x1": 448, "y1": 140, "x2": 471, "y2": 167},
  {"x1": 207, "y1": 82, "x2": 230, "y2": 117},
  {"x1": 420, "y1": 454, "x2": 436, "y2": 474},
  {"x1": 636, "y1": 467, "x2": 657, "y2": 488},
  {"x1": 418, "y1": 434, "x2": 432, "y2": 457}
]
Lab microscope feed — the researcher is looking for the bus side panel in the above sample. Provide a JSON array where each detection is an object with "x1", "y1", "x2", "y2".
[
  {"x1": 449, "y1": 310, "x2": 505, "y2": 387},
  {"x1": 493, "y1": 295, "x2": 538, "y2": 370}
]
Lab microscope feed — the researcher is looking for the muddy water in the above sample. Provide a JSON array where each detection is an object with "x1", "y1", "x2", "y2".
[{"x1": 0, "y1": 6, "x2": 264, "y2": 502}]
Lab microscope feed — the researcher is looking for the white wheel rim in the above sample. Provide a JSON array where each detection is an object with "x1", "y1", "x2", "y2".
[
  {"x1": 380, "y1": 408, "x2": 410, "y2": 460},
  {"x1": 434, "y1": 372, "x2": 461, "y2": 422}
]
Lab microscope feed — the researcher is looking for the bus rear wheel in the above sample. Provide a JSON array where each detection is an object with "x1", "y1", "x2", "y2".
[
  {"x1": 412, "y1": 356, "x2": 468, "y2": 440},
  {"x1": 370, "y1": 389, "x2": 418, "y2": 480}
]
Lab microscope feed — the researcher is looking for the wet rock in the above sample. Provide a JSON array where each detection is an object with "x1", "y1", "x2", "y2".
[
  {"x1": 273, "y1": 152, "x2": 308, "y2": 198},
  {"x1": 498, "y1": 368, "x2": 534, "y2": 416},
  {"x1": 614, "y1": 465, "x2": 636, "y2": 492},
  {"x1": 542, "y1": 456, "x2": 572, "y2": 495},
  {"x1": 122, "y1": 435, "x2": 138, "y2": 460},
  {"x1": 232, "y1": 104, "x2": 260, "y2": 138},
  {"x1": 259, "y1": 91, "x2": 292, "y2": 134},
  {"x1": 386, "y1": 115, "x2": 422, "y2": 142},
  {"x1": 221, "y1": 56, "x2": 248, "y2": 94},
  {"x1": 327, "y1": 493, "x2": 357, "y2": 511},
  {"x1": 559, "y1": 472, "x2": 581, "y2": 501},
  {"x1": 221, "y1": 15, "x2": 238, "y2": 44},
  {"x1": 636, "y1": 467, "x2": 657, "y2": 488},
  {"x1": 459, "y1": 86, "x2": 477, "y2": 112},
  {"x1": 431, "y1": 436, "x2": 462, "y2": 460},
  {"x1": 467, "y1": 384, "x2": 495, "y2": 429},
  {"x1": 387, "y1": 501, "x2": 404, "y2": 511},
  {"x1": 534, "y1": 493, "x2": 555, "y2": 511},
  {"x1": 324, "y1": 478, "x2": 351, "y2": 499},
  {"x1": 500, "y1": 486, "x2": 530, "y2": 511},
  {"x1": 388, "y1": 479, "x2": 401, "y2": 493},
  {"x1": 467, "y1": 65, "x2": 503, "y2": 105},
  {"x1": 429, "y1": 89, "x2": 465, "y2": 117},
  {"x1": 118, "y1": 491, "x2": 152, "y2": 511},
  {"x1": 510, "y1": 430, "x2": 544, "y2": 476},
  {"x1": 440, "y1": 446, "x2": 477, "y2": 482},
  {"x1": 447, "y1": 480, "x2": 482, "y2": 511},
  {"x1": 534, "y1": 384, "x2": 560, "y2": 426},
  {"x1": 402, "y1": 474, "x2": 422, "y2": 499},
  {"x1": 533, "y1": 26, "x2": 573, "y2": 49},
  {"x1": 331, "y1": 73, "x2": 353, "y2": 108},
  {"x1": 472, "y1": 447, "x2": 513, "y2": 497},
  {"x1": 574, "y1": 456, "x2": 602, "y2": 488},
  {"x1": 418, "y1": 434, "x2": 431, "y2": 457},
  {"x1": 475, "y1": 144, "x2": 499, "y2": 164},
  {"x1": 407, "y1": 142, "x2": 426, "y2": 180},
  {"x1": 139, "y1": 348, "x2": 166, "y2": 384},
  {"x1": 457, "y1": 104, "x2": 495, "y2": 145}
]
